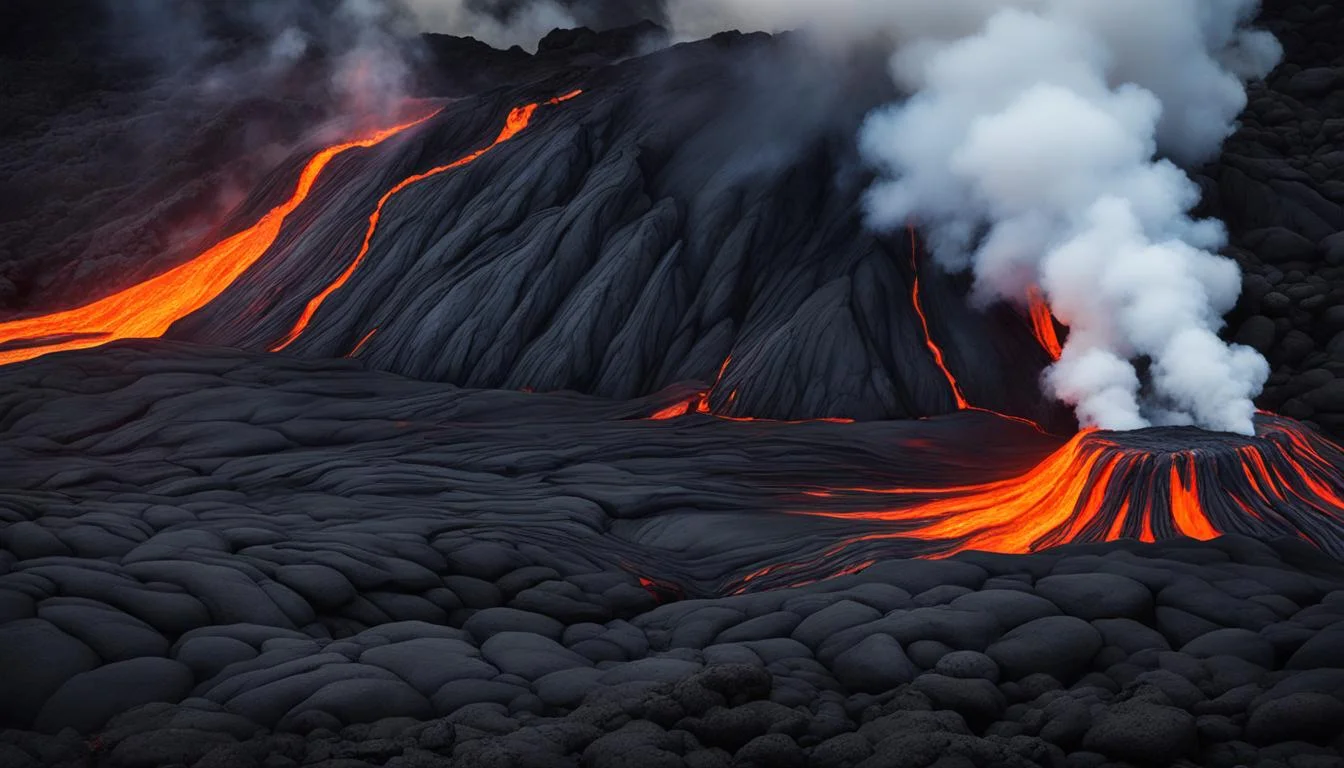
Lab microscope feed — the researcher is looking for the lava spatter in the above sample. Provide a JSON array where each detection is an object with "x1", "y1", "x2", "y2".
[
  {"x1": 0, "y1": 111, "x2": 441, "y2": 367},
  {"x1": 271, "y1": 90, "x2": 585, "y2": 352}
]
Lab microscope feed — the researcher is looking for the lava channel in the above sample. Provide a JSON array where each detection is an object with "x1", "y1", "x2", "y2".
[
  {"x1": 727, "y1": 413, "x2": 1344, "y2": 593},
  {"x1": 270, "y1": 90, "x2": 584, "y2": 352},
  {"x1": 0, "y1": 110, "x2": 441, "y2": 366},
  {"x1": 1026, "y1": 286, "x2": 1064, "y2": 361}
]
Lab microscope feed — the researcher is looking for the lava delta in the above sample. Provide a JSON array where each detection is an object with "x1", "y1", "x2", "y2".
[{"x1": 2, "y1": 2, "x2": 1344, "y2": 767}]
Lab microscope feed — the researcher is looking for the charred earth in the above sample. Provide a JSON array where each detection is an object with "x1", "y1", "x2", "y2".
[{"x1": 3, "y1": 1, "x2": 1344, "y2": 767}]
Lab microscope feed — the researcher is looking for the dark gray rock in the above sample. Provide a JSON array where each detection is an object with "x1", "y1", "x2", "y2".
[
  {"x1": 360, "y1": 639, "x2": 497, "y2": 694},
  {"x1": 715, "y1": 612, "x2": 800, "y2": 644},
  {"x1": 481, "y1": 632, "x2": 590, "y2": 680},
  {"x1": 792, "y1": 600, "x2": 881, "y2": 649},
  {"x1": 0, "y1": 619, "x2": 100, "y2": 727},
  {"x1": 431, "y1": 679, "x2": 526, "y2": 716},
  {"x1": 1181, "y1": 628, "x2": 1275, "y2": 668},
  {"x1": 733, "y1": 733, "x2": 804, "y2": 768},
  {"x1": 1245, "y1": 692, "x2": 1344, "y2": 745},
  {"x1": 33, "y1": 657, "x2": 194, "y2": 733},
  {"x1": 1286, "y1": 622, "x2": 1344, "y2": 669},
  {"x1": 933, "y1": 651, "x2": 999, "y2": 683},
  {"x1": 279, "y1": 678, "x2": 432, "y2": 729},
  {"x1": 1082, "y1": 701, "x2": 1196, "y2": 764},
  {"x1": 174, "y1": 635, "x2": 258, "y2": 680},
  {"x1": 108, "y1": 728, "x2": 238, "y2": 768},
  {"x1": 1034, "y1": 574, "x2": 1152, "y2": 620},
  {"x1": 831, "y1": 634, "x2": 917, "y2": 694},
  {"x1": 599, "y1": 658, "x2": 702, "y2": 686},
  {"x1": 1092, "y1": 618, "x2": 1171, "y2": 654},
  {"x1": 948, "y1": 589, "x2": 1058, "y2": 629},
  {"x1": 986, "y1": 616, "x2": 1102, "y2": 683},
  {"x1": 909, "y1": 673, "x2": 1005, "y2": 725},
  {"x1": 809, "y1": 732, "x2": 872, "y2": 768},
  {"x1": 535, "y1": 667, "x2": 605, "y2": 709},
  {"x1": 463, "y1": 607, "x2": 565, "y2": 642}
]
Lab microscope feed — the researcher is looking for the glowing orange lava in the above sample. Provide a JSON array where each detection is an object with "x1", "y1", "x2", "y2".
[
  {"x1": 1026, "y1": 286, "x2": 1063, "y2": 361},
  {"x1": 788, "y1": 416, "x2": 1343, "y2": 563},
  {"x1": 907, "y1": 224, "x2": 970, "y2": 410},
  {"x1": 271, "y1": 90, "x2": 584, "y2": 351},
  {"x1": 0, "y1": 111, "x2": 441, "y2": 367},
  {"x1": 346, "y1": 328, "x2": 379, "y2": 358},
  {"x1": 648, "y1": 355, "x2": 854, "y2": 424}
]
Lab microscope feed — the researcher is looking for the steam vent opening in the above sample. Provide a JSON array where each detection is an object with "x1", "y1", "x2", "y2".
[{"x1": 4, "y1": 2, "x2": 1344, "y2": 761}]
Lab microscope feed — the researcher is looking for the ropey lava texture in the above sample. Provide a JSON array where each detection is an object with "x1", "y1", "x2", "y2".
[
  {"x1": 1, "y1": 344, "x2": 1344, "y2": 768},
  {"x1": 2, "y1": 2, "x2": 1344, "y2": 766}
]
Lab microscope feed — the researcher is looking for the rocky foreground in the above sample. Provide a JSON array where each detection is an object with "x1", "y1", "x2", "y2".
[{"x1": 2, "y1": 343, "x2": 1344, "y2": 768}]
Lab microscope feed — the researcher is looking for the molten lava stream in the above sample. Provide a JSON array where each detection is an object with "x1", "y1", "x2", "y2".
[
  {"x1": 1026, "y1": 286, "x2": 1063, "y2": 361},
  {"x1": 725, "y1": 414, "x2": 1344, "y2": 592},
  {"x1": 0, "y1": 111, "x2": 442, "y2": 367},
  {"x1": 647, "y1": 355, "x2": 853, "y2": 424},
  {"x1": 270, "y1": 90, "x2": 584, "y2": 352},
  {"x1": 907, "y1": 224, "x2": 970, "y2": 410}
]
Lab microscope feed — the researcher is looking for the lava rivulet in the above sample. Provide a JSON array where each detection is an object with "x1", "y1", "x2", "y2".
[
  {"x1": 1026, "y1": 286, "x2": 1064, "y2": 361},
  {"x1": 0, "y1": 111, "x2": 441, "y2": 367},
  {"x1": 271, "y1": 90, "x2": 584, "y2": 352},
  {"x1": 648, "y1": 356, "x2": 854, "y2": 423},
  {"x1": 908, "y1": 224, "x2": 971, "y2": 410},
  {"x1": 724, "y1": 414, "x2": 1344, "y2": 593}
]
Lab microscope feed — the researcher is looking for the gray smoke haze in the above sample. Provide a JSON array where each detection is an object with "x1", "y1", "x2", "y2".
[
  {"x1": 105, "y1": 0, "x2": 424, "y2": 121},
  {"x1": 402, "y1": 0, "x2": 667, "y2": 50}
]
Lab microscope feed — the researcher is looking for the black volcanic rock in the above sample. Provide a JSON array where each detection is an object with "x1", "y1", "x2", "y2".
[{"x1": 0, "y1": 342, "x2": 1336, "y2": 768}]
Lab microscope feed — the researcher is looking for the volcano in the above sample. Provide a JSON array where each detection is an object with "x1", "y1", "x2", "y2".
[{"x1": 2, "y1": 3, "x2": 1344, "y2": 766}]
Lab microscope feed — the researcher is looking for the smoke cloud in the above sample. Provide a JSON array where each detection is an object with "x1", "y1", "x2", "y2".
[
  {"x1": 625, "y1": 0, "x2": 1279, "y2": 435},
  {"x1": 402, "y1": 0, "x2": 668, "y2": 50},
  {"x1": 104, "y1": 0, "x2": 423, "y2": 120}
]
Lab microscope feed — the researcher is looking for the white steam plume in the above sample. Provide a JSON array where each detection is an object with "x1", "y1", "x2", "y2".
[{"x1": 658, "y1": 0, "x2": 1280, "y2": 435}]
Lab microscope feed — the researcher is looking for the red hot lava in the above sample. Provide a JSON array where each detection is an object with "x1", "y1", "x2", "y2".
[
  {"x1": 1026, "y1": 286, "x2": 1064, "y2": 361},
  {"x1": 272, "y1": 90, "x2": 584, "y2": 351},
  {"x1": 0, "y1": 111, "x2": 440, "y2": 366},
  {"x1": 648, "y1": 355, "x2": 854, "y2": 423},
  {"x1": 0, "y1": 92, "x2": 585, "y2": 366},
  {"x1": 907, "y1": 224, "x2": 971, "y2": 409},
  {"x1": 725, "y1": 414, "x2": 1344, "y2": 593}
]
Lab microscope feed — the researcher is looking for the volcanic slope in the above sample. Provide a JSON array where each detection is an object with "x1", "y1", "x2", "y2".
[
  {"x1": 1, "y1": 343, "x2": 1344, "y2": 767},
  {"x1": 0, "y1": 31, "x2": 1070, "y2": 429}
]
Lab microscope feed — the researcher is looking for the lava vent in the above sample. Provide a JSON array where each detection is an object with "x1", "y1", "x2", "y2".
[{"x1": 731, "y1": 413, "x2": 1344, "y2": 592}]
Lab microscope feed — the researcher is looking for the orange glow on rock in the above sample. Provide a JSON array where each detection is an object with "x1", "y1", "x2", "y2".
[
  {"x1": 346, "y1": 327, "x2": 379, "y2": 358},
  {"x1": 1026, "y1": 285, "x2": 1063, "y2": 361},
  {"x1": 647, "y1": 354, "x2": 855, "y2": 424},
  {"x1": 1169, "y1": 456, "x2": 1220, "y2": 540},
  {"x1": 272, "y1": 92, "x2": 584, "y2": 352},
  {"x1": 0, "y1": 111, "x2": 441, "y2": 367},
  {"x1": 907, "y1": 224, "x2": 970, "y2": 410},
  {"x1": 789, "y1": 416, "x2": 1341, "y2": 562}
]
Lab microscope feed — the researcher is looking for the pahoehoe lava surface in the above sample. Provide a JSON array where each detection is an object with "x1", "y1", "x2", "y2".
[
  {"x1": 1, "y1": 343, "x2": 1344, "y2": 768},
  {"x1": 3, "y1": 1, "x2": 1344, "y2": 766}
]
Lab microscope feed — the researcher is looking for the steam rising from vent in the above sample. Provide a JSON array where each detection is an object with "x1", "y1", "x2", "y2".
[
  {"x1": 858, "y1": 2, "x2": 1279, "y2": 435},
  {"x1": 630, "y1": 0, "x2": 1282, "y2": 435}
]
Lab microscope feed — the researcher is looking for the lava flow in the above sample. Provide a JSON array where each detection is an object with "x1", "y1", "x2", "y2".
[
  {"x1": 1026, "y1": 286, "x2": 1064, "y2": 361},
  {"x1": 907, "y1": 224, "x2": 971, "y2": 410},
  {"x1": 648, "y1": 356, "x2": 853, "y2": 423},
  {"x1": 271, "y1": 90, "x2": 584, "y2": 352},
  {"x1": 0, "y1": 111, "x2": 441, "y2": 367},
  {"x1": 727, "y1": 413, "x2": 1344, "y2": 593}
]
